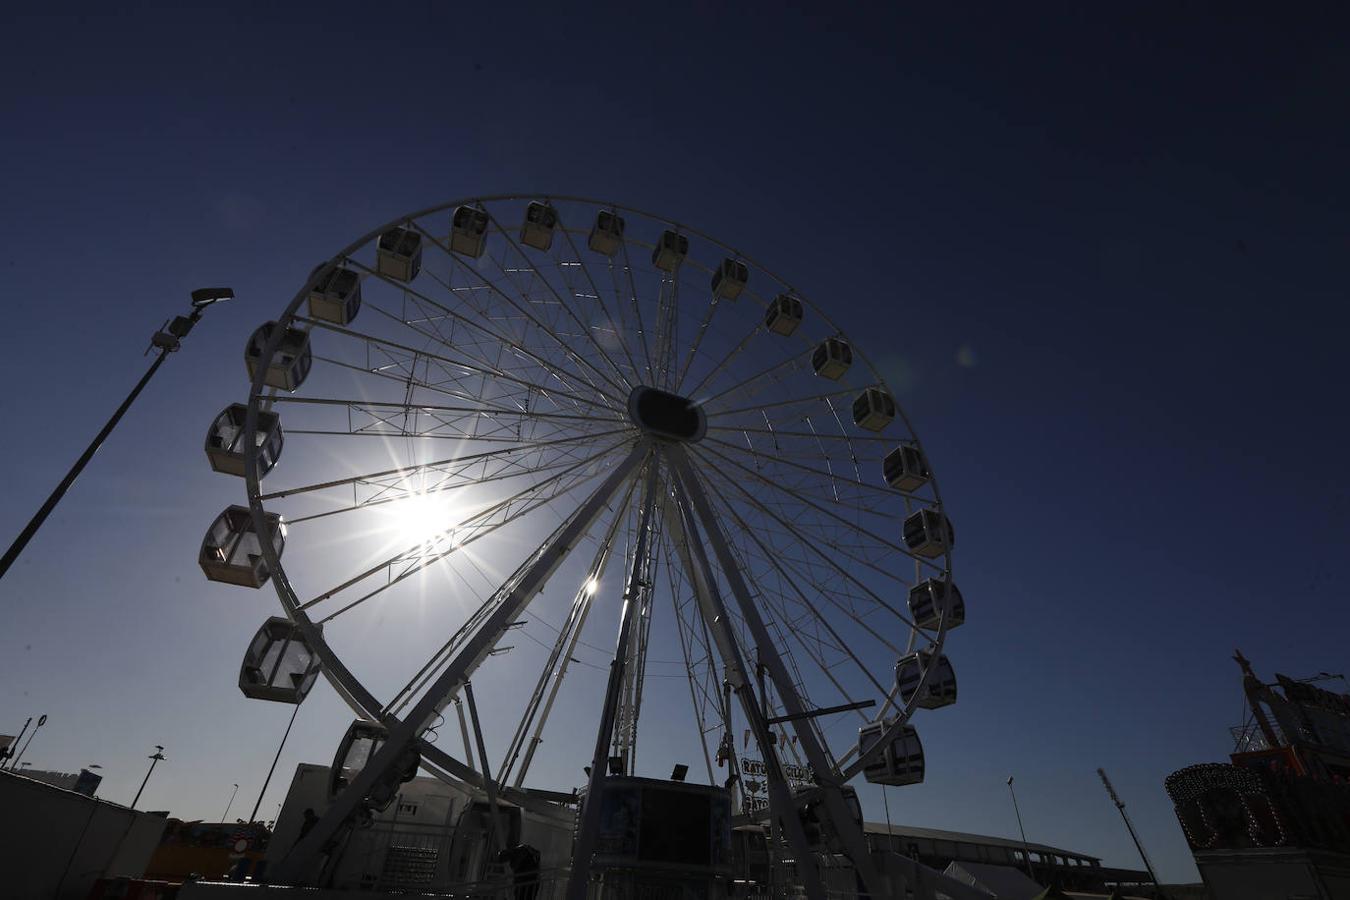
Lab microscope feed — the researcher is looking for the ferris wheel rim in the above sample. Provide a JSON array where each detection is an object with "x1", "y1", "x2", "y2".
[{"x1": 235, "y1": 193, "x2": 956, "y2": 808}]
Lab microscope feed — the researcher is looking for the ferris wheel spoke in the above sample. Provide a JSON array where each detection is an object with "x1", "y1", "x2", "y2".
[
  {"x1": 258, "y1": 429, "x2": 623, "y2": 503},
  {"x1": 277, "y1": 448, "x2": 608, "y2": 526},
  {"x1": 302, "y1": 314, "x2": 620, "y2": 415},
  {"x1": 695, "y1": 347, "x2": 804, "y2": 409},
  {"x1": 407, "y1": 220, "x2": 631, "y2": 404},
  {"x1": 689, "y1": 456, "x2": 928, "y2": 617},
  {"x1": 659, "y1": 539, "x2": 720, "y2": 785},
  {"x1": 696, "y1": 440, "x2": 906, "y2": 535},
  {"x1": 707, "y1": 506, "x2": 836, "y2": 762},
  {"x1": 297, "y1": 437, "x2": 634, "y2": 615},
  {"x1": 711, "y1": 490, "x2": 910, "y2": 661},
  {"x1": 552, "y1": 228, "x2": 648, "y2": 390},
  {"x1": 704, "y1": 383, "x2": 864, "y2": 421},
  {"x1": 672, "y1": 288, "x2": 720, "y2": 392},
  {"x1": 341, "y1": 255, "x2": 622, "y2": 414},
  {"x1": 680, "y1": 316, "x2": 762, "y2": 401},
  {"x1": 705, "y1": 439, "x2": 901, "y2": 516},
  {"x1": 708, "y1": 423, "x2": 895, "y2": 445},
  {"x1": 615, "y1": 238, "x2": 658, "y2": 386},
  {"x1": 313, "y1": 303, "x2": 621, "y2": 413},
  {"x1": 479, "y1": 206, "x2": 636, "y2": 396},
  {"x1": 703, "y1": 435, "x2": 909, "y2": 502}
]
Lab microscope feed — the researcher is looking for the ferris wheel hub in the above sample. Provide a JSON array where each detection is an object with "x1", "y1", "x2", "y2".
[{"x1": 626, "y1": 385, "x2": 707, "y2": 443}]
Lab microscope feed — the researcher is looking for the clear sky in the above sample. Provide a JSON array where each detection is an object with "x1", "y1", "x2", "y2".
[{"x1": 2, "y1": 3, "x2": 1348, "y2": 885}]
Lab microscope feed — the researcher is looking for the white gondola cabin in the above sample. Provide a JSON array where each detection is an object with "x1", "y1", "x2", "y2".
[
  {"x1": 883, "y1": 444, "x2": 929, "y2": 492},
  {"x1": 902, "y1": 508, "x2": 954, "y2": 559},
  {"x1": 329, "y1": 721, "x2": 420, "y2": 812},
  {"x1": 239, "y1": 617, "x2": 320, "y2": 704},
  {"x1": 376, "y1": 227, "x2": 423, "y2": 282},
  {"x1": 245, "y1": 322, "x2": 312, "y2": 392},
  {"x1": 764, "y1": 293, "x2": 804, "y2": 336},
  {"x1": 652, "y1": 230, "x2": 688, "y2": 272},
  {"x1": 852, "y1": 387, "x2": 896, "y2": 432},
  {"x1": 859, "y1": 721, "x2": 924, "y2": 787},
  {"x1": 711, "y1": 258, "x2": 748, "y2": 300},
  {"x1": 894, "y1": 651, "x2": 958, "y2": 709},
  {"x1": 307, "y1": 266, "x2": 362, "y2": 325},
  {"x1": 811, "y1": 338, "x2": 852, "y2": 380},
  {"x1": 205, "y1": 404, "x2": 283, "y2": 478},
  {"x1": 589, "y1": 210, "x2": 626, "y2": 256},
  {"x1": 200, "y1": 505, "x2": 284, "y2": 588},
  {"x1": 907, "y1": 578, "x2": 965, "y2": 630},
  {"x1": 451, "y1": 206, "x2": 490, "y2": 258},
  {"x1": 520, "y1": 201, "x2": 558, "y2": 251}
]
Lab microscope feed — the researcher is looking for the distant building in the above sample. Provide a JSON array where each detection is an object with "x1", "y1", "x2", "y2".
[{"x1": 861, "y1": 822, "x2": 1150, "y2": 893}]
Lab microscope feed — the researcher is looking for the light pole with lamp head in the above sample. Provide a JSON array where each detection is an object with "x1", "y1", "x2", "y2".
[
  {"x1": 222, "y1": 783, "x2": 239, "y2": 823},
  {"x1": 2, "y1": 717, "x2": 32, "y2": 769},
  {"x1": 0, "y1": 288, "x2": 233, "y2": 581},
  {"x1": 132, "y1": 746, "x2": 166, "y2": 809},
  {"x1": 9, "y1": 714, "x2": 47, "y2": 771}
]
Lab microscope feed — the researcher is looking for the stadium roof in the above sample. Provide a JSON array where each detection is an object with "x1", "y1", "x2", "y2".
[{"x1": 863, "y1": 821, "x2": 1103, "y2": 862}]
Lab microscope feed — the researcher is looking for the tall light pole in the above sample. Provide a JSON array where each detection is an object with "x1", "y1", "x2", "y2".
[
  {"x1": 1007, "y1": 776, "x2": 1037, "y2": 881},
  {"x1": 2, "y1": 717, "x2": 32, "y2": 769},
  {"x1": 9, "y1": 714, "x2": 47, "y2": 771},
  {"x1": 131, "y1": 746, "x2": 166, "y2": 810},
  {"x1": 222, "y1": 783, "x2": 240, "y2": 823},
  {"x1": 1098, "y1": 768, "x2": 1166, "y2": 899},
  {"x1": 0, "y1": 288, "x2": 233, "y2": 581}
]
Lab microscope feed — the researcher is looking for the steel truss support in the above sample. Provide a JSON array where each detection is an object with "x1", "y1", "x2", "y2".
[
  {"x1": 270, "y1": 442, "x2": 649, "y2": 886},
  {"x1": 665, "y1": 445, "x2": 889, "y2": 900},
  {"x1": 564, "y1": 457, "x2": 662, "y2": 899}
]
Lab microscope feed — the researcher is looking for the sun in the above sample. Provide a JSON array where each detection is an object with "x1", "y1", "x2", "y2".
[{"x1": 393, "y1": 492, "x2": 452, "y2": 547}]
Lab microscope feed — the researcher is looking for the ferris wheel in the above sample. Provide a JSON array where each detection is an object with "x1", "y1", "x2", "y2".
[{"x1": 199, "y1": 195, "x2": 966, "y2": 896}]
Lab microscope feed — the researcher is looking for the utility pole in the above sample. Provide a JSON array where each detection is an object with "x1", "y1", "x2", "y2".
[
  {"x1": 0, "y1": 288, "x2": 233, "y2": 581},
  {"x1": 132, "y1": 746, "x2": 166, "y2": 809},
  {"x1": 1006, "y1": 776, "x2": 1038, "y2": 881},
  {"x1": 1098, "y1": 767, "x2": 1166, "y2": 899}
]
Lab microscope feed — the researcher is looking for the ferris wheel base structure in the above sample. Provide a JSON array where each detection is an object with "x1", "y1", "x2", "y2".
[{"x1": 198, "y1": 195, "x2": 973, "y2": 900}]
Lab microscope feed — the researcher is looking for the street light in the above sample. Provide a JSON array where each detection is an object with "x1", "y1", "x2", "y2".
[
  {"x1": 1, "y1": 716, "x2": 32, "y2": 769},
  {"x1": 1006, "y1": 776, "x2": 1037, "y2": 881},
  {"x1": 0, "y1": 289, "x2": 233, "y2": 581},
  {"x1": 131, "y1": 745, "x2": 166, "y2": 809},
  {"x1": 9, "y1": 714, "x2": 47, "y2": 771},
  {"x1": 222, "y1": 783, "x2": 240, "y2": 823}
]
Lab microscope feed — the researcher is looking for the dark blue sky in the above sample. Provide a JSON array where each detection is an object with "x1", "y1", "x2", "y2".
[{"x1": 2, "y1": 3, "x2": 1347, "y2": 883}]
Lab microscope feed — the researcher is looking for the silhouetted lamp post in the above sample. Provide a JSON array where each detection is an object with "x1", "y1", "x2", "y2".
[
  {"x1": 1, "y1": 716, "x2": 32, "y2": 769},
  {"x1": 222, "y1": 782, "x2": 239, "y2": 823},
  {"x1": 9, "y1": 714, "x2": 47, "y2": 771},
  {"x1": 1007, "y1": 776, "x2": 1037, "y2": 881},
  {"x1": 132, "y1": 745, "x2": 166, "y2": 809},
  {"x1": 0, "y1": 288, "x2": 233, "y2": 581}
]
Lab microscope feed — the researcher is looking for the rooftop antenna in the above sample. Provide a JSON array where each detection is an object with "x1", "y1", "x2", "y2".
[{"x1": 1097, "y1": 767, "x2": 1166, "y2": 899}]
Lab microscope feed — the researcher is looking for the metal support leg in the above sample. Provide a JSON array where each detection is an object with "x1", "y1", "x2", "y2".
[
  {"x1": 462, "y1": 681, "x2": 505, "y2": 873},
  {"x1": 667, "y1": 446, "x2": 889, "y2": 898},
  {"x1": 664, "y1": 453, "x2": 829, "y2": 900}
]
